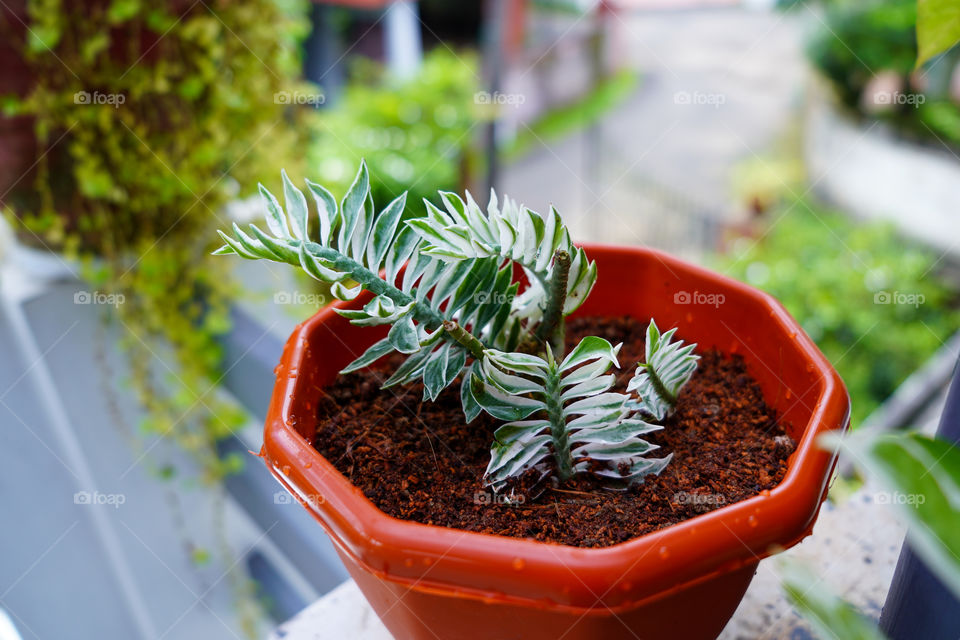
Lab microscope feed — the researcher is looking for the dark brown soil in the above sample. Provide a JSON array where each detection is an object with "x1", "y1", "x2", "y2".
[{"x1": 311, "y1": 316, "x2": 795, "y2": 548}]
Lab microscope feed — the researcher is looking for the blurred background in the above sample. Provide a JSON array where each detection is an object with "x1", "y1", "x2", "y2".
[{"x1": 0, "y1": 0, "x2": 958, "y2": 638}]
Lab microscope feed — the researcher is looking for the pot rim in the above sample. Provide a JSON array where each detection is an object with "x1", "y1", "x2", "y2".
[{"x1": 263, "y1": 243, "x2": 850, "y2": 609}]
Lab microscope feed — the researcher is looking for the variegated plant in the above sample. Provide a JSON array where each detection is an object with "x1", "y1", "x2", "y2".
[
  {"x1": 471, "y1": 337, "x2": 672, "y2": 490},
  {"x1": 216, "y1": 161, "x2": 701, "y2": 491},
  {"x1": 628, "y1": 320, "x2": 700, "y2": 421}
]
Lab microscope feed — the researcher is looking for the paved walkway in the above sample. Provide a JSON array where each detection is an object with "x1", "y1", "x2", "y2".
[{"x1": 501, "y1": 6, "x2": 806, "y2": 260}]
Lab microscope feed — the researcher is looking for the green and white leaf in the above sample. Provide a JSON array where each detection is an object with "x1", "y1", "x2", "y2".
[
  {"x1": 472, "y1": 336, "x2": 671, "y2": 489},
  {"x1": 407, "y1": 189, "x2": 597, "y2": 347},
  {"x1": 821, "y1": 430, "x2": 960, "y2": 601},
  {"x1": 627, "y1": 320, "x2": 699, "y2": 420},
  {"x1": 780, "y1": 561, "x2": 886, "y2": 640},
  {"x1": 214, "y1": 161, "x2": 522, "y2": 401}
]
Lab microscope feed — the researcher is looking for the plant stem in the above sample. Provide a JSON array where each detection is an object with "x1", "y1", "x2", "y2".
[
  {"x1": 442, "y1": 320, "x2": 486, "y2": 360},
  {"x1": 535, "y1": 250, "x2": 570, "y2": 354},
  {"x1": 642, "y1": 363, "x2": 677, "y2": 406},
  {"x1": 544, "y1": 360, "x2": 574, "y2": 481},
  {"x1": 304, "y1": 241, "x2": 445, "y2": 328},
  {"x1": 302, "y1": 241, "x2": 488, "y2": 359}
]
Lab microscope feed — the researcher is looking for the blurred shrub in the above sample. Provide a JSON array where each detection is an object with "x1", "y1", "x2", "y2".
[
  {"x1": 807, "y1": 0, "x2": 918, "y2": 107},
  {"x1": 807, "y1": 0, "x2": 960, "y2": 149},
  {"x1": 717, "y1": 199, "x2": 960, "y2": 427},
  {"x1": 309, "y1": 48, "x2": 480, "y2": 211}
]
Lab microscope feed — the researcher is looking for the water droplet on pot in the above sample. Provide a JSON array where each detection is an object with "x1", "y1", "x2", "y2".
[
  {"x1": 760, "y1": 489, "x2": 770, "y2": 497},
  {"x1": 422, "y1": 558, "x2": 433, "y2": 566},
  {"x1": 404, "y1": 558, "x2": 414, "y2": 568},
  {"x1": 620, "y1": 581, "x2": 633, "y2": 591},
  {"x1": 273, "y1": 364, "x2": 282, "y2": 376},
  {"x1": 748, "y1": 515, "x2": 758, "y2": 528},
  {"x1": 304, "y1": 462, "x2": 312, "y2": 469},
  {"x1": 512, "y1": 558, "x2": 525, "y2": 571},
  {"x1": 658, "y1": 546, "x2": 670, "y2": 559},
  {"x1": 806, "y1": 363, "x2": 814, "y2": 373},
  {"x1": 785, "y1": 389, "x2": 792, "y2": 399},
  {"x1": 281, "y1": 465, "x2": 290, "y2": 475}
]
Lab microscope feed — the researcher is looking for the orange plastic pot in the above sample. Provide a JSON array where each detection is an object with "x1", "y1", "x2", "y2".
[{"x1": 263, "y1": 244, "x2": 850, "y2": 640}]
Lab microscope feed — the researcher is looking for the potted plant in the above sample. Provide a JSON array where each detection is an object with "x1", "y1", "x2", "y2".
[{"x1": 216, "y1": 161, "x2": 850, "y2": 640}]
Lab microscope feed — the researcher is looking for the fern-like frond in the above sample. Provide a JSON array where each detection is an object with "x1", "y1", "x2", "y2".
[
  {"x1": 214, "y1": 161, "x2": 521, "y2": 401},
  {"x1": 627, "y1": 320, "x2": 699, "y2": 420},
  {"x1": 406, "y1": 190, "x2": 597, "y2": 349},
  {"x1": 471, "y1": 336, "x2": 672, "y2": 490}
]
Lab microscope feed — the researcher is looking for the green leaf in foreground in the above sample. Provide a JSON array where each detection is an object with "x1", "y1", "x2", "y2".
[
  {"x1": 780, "y1": 561, "x2": 886, "y2": 640},
  {"x1": 821, "y1": 430, "x2": 960, "y2": 601},
  {"x1": 917, "y1": 0, "x2": 960, "y2": 67}
]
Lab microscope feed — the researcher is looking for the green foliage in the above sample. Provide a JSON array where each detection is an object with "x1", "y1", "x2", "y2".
[
  {"x1": 627, "y1": 320, "x2": 699, "y2": 421},
  {"x1": 218, "y1": 163, "x2": 696, "y2": 491},
  {"x1": 216, "y1": 161, "x2": 576, "y2": 404},
  {"x1": 472, "y1": 336, "x2": 671, "y2": 490},
  {"x1": 308, "y1": 49, "x2": 479, "y2": 215},
  {"x1": 827, "y1": 430, "x2": 960, "y2": 598},
  {"x1": 6, "y1": 1, "x2": 310, "y2": 481},
  {"x1": 807, "y1": 0, "x2": 918, "y2": 107},
  {"x1": 780, "y1": 561, "x2": 886, "y2": 640},
  {"x1": 4, "y1": 3, "x2": 311, "y2": 631},
  {"x1": 807, "y1": 0, "x2": 960, "y2": 149},
  {"x1": 917, "y1": 0, "x2": 960, "y2": 67},
  {"x1": 716, "y1": 199, "x2": 959, "y2": 427},
  {"x1": 783, "y1": 430, "x2": 960, "y2": 639},
  {"x1": 408, "y1": 187, "x2": 597, "y2": 346}
]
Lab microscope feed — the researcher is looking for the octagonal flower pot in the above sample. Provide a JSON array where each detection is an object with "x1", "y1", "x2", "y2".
[{"x1": 262, "y1": 244, "x2": 850, "y2": 640}]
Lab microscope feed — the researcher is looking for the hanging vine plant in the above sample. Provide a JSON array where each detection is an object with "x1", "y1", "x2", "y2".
[{"x1": 1, "y1": 0, "x2": 311, "y2": 634}]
